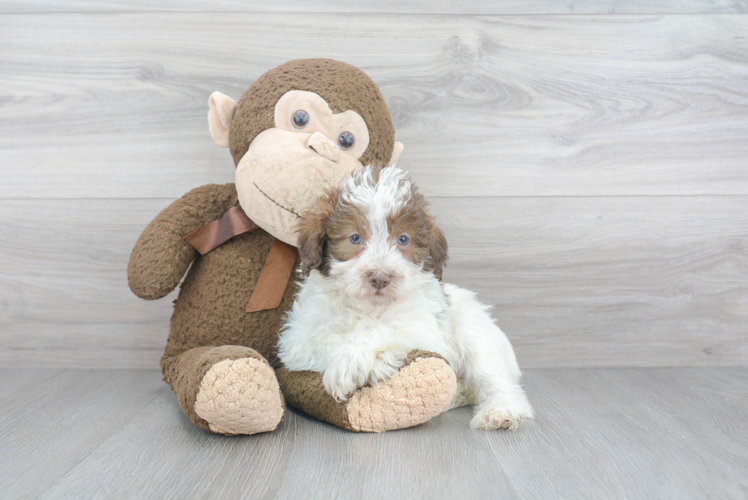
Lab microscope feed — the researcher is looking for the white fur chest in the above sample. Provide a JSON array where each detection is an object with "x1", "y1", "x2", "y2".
[{"x1": 278, "y1": 270, "x2": 456, "y2": 373}]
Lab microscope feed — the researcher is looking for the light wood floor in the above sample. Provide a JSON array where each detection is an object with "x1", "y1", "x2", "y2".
[{"x1": 1, "y1": 367, "x2": 746, "y2": 499}]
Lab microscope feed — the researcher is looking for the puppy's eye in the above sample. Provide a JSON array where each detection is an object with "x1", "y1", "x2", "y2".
[
  {"x1": 397, "y1": 235, "x2": 410, "y2": 246},
  {"x1": 349, "y1": 234, "x2": 362, "y2": 245},
  {"x1": 292, "y1": 110, "x2": 310, "y2": 129},
  {"x1": 338, "y1": 131, "x2": 355, "y2": 150}
]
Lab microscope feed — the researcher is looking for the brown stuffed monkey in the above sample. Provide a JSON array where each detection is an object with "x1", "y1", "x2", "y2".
[{"x1": 128, "y1": 59, "x2": 457, "y2": 435}]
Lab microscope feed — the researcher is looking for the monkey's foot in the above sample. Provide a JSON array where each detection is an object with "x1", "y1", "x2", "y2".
[
  {"x1": 346, "y1": 350, "x2": 457, "y2": 432},
  {"x1": 194, "y1": 356, "x2": 284, "y2": 435},
  {"x1": 278, "y1": 350, "x2": 456, "y2": 432}
]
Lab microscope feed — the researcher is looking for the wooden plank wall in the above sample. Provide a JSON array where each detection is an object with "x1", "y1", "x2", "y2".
[{"x1": 1, "y1": 3, "x2": 746, "y2": 369}]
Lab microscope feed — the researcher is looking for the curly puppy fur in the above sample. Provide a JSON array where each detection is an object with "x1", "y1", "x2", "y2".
[{"x1": 278, "y1": 167, "x2": 534, "y2": 430}]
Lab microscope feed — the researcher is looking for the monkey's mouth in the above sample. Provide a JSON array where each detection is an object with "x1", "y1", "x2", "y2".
[{"x1": 253, "y1": 182, "x2": 300, "y2": 218}]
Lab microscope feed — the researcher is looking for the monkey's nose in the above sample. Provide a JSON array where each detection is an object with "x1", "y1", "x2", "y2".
[
  {"x1": 370, "y1": 272, "x2": 392, "y2": 290},
  {"x1": 307, "y1": 131, "x2": 340, "y2": 162}
]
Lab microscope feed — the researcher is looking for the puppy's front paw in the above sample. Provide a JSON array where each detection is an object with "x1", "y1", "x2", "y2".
[
  {"x1": 471, "y1": 396, "x2": 534, "y2": 431},
  {"x1": 322, "y1": 352, "x2": 370, "y2": 402},
  {"x1": 368, "y1": 351, "x2": 405, "y2": 386}
]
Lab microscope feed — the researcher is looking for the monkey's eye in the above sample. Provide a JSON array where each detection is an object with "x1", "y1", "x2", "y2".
[
  {"x1": 397, "y1": 235, "x2": 410, "y2": 246},
  {"x1": 349, "y1": 234, "x2": 362, "y2": 245},
  {"x1": 338, "y1": 131, "x2": 355, "y2": 150},
  {"x1": 292, "y1": 110, "x2": 310, "y2": 129}
]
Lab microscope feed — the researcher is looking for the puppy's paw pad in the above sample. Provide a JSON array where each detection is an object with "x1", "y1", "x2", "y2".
[{"x1": 471, "y1": 404, "x2": 527, "y2": 431}]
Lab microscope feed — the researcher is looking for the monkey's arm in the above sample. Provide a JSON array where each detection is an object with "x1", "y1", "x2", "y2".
[{"x1": 127, "y1": 183, "x2": 238, "y2": 300}]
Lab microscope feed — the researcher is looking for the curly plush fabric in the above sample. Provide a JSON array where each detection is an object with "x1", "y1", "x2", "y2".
[
  {"x1": 277, "y1": 350, "x2": 456, "y2": 432},
  {"x1": 229, "y1": 59, "x2": 395, "y2": 168},
  {"x1": 347, "y1": 351, "x2": 457, "y2": 432},
  {"x1": 195, "y1": 355, "x2": 284, "y2": 435},
  {"x1": 127, "y1": 184, "x2": 238, "y2": 300}
]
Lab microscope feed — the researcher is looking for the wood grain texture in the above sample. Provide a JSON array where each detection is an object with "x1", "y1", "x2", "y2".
[
  {"x1": 0, "y1": 199, "x2": 174, "y2": 369},
  {"x1": 38, "y1": 385, "x2": 298, "y2": 500},
  {"x1": 1, "y1": 10, "x2": 746, "y2": 370},
  {"x1": 434, "y1": 195, "x2": 748, "y2": 368},
  {"x1": 0, "y1": 369, "x2": 163, "y2": 499},
  {"x1": 0, "y1": 0, "x2": 748, "y2": 15},
  {"x1": 1, "y1": 14, "x2": 748, "y2": 198},
  {"x1": 0, "y1": 368, "x2": 744, "y2": 499},
  {"x1": 1, "y1": 0, "x2": 745, "y2": 14},
  {"x1": 0, "y1": 367, "x2": 62, "y2": 400},
  {"x1": 1, "y1": 196, "x2": 745, "y2": 369}
]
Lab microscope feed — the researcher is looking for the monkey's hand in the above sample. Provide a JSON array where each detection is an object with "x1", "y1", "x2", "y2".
[{"x1": 127, "y1": 183, "x2": 238, "y2": 300}]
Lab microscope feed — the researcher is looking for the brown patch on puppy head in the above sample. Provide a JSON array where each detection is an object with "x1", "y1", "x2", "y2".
[
  {"x1": 296, "y1": 189, "x2": 338, "y2": 277},
  {"x1": 296, "y1": 185, "x2": 370, "y2": 276},
  {"x1": 388, "y1": 184, "x2": 449, "y2": 280},
  {"x1": 229, "y1": 59, "x2": 395, "y2": 168},
  {"x1": 424, "y1": 225, "x2": 448, "y2": 280},
  {"x1": 325, "y1": 205, "x2": 369, "y2": 266}
]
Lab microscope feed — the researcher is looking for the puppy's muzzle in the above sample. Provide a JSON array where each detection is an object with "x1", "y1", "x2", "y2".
[{"x1": 368, "y1": 271, "x2": 392, "y2": 290}]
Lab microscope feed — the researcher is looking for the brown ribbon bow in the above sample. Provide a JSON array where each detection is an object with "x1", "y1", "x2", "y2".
[{"x1": 184, "y1": 206, "x2": 297, "y2": 313}]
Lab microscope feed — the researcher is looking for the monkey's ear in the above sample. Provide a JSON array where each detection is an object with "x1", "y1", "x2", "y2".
[
  {"x1": 208, "y1": 92, "x2": 239, "y2": 148},
  {"x1": 296, "y1": 193, "x2": 338, "y2": 277},
  {"x1": 388, "y1": 141, "x2": 404, "y2": 167},
  {"x1": 425, "y1": 224, "x2": 449, "y2": 281}
]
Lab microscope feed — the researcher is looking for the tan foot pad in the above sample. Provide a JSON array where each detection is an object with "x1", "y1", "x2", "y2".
[
  {"x1": 347, "y1": 356, "x2": 457, "y2": 432},
  {"x1": 194, "y1": 357, "x2": 284, "y2": 435}
]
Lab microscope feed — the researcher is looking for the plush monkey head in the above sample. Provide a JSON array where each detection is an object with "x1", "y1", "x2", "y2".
[{"x1": 207, "y1": 59, "x2": 404, "y2": 246}]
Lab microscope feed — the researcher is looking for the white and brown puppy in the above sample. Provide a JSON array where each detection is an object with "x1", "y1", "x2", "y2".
[{"x1": 278, "y1": 166, "x2": 533, "y2": 430}]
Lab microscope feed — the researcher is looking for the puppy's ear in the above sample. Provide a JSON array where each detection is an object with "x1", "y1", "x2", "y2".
[
  {"x1": 296, "y1": 191, "x2": 337, "y2": 276},
  {"x1": 425, "y1": 224, "x2": 449, "y2": 281}
]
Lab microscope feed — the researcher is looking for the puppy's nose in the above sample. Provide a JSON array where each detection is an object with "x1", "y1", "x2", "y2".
[
  {"x1": 307, "y1": 131, "x2": 340, "y2": 162},
  {"x1": 370, "y1": 272, "x2": 391, "y2": 290}
]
